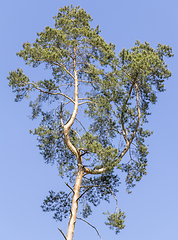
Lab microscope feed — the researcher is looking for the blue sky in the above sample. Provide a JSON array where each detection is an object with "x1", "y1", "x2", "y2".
[{"x1": 0, "y1": 0, "x2": 178, "y2": 240}]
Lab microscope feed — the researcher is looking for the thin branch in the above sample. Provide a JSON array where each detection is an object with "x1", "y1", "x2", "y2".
[
  {"x1": 76, "y1": 187, "x2": 91, "y2": 202},
  {"x1": 63, "y1": 100, "x2": 74, "y2": 106},
  {"x1": 56, "y1": 61, "x2": 75, "y2": 80},
  {"x1": 38, "y1": 58, "x2": 75, "y2": 80},
  {"x1": 78, "y1": 101, "x2": 90, "y2": 106},
  {"x1": 58, "y1": 228, "x2": 67, "y2": 240},
  {"x1": 106, "y1": 186, "x2": 118, "y2": 213},
  {"x1": 80, "y1": 184, "x2": 118, "y2": 212},
  {"x1": 80, "y1": 151, "x2": 89, "y2": 157},
  {"x1": 77, "y1": 218, "x2": 102, "y2": 240},
  {"x1": 70, "y1": 128, "x2": 81, "y2": 139},
  {"x1": 77, "y1": 148, "x2": 89, "y2": 157},
  {"x1": 65, "y1": 182, "x2": 75, "y2": 194},
  {"x1": 84, "y1": 166, "x2": 107, "y2": 174},
  {"x1": 106, "y1": 127, "x2": 122, "y2": 136},
  {"x1": 78, "y1": 98, "x2": 91, "y2": 100},
  {"x1": 120, "y1": 81, "x2": 135, "y2": 144},
  {"x1": 117, "y1": 63, "x2": 133, "y2": 79},
  {"x1": 75, "y1": 117, "x2": 87, "y2": 132},
  {"x1": 60, "y1": 102, "x2": 65, "y2": 129},
  {"x1": 58, "y1": 83, "x2": 75, "y2": 87},
  {"x1": 25, "y1": 82, "x2": 75, "y2": 104},
  {"x1": 128, "y1": 82, "x2": 140, "y2": 144},
  {"x1": 78, "y1": 79, "x2": 95, "y2": 84}
]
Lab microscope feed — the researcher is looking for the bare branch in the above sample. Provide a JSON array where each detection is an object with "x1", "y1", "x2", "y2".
[
  {"x1": 75, "y1": 118, "x2": 87, "y2": 132},
  {"x1": 84, "y1": 166, "x2": 107, "y2": 175},
  {"x1": 106, "y1": 186, "x2": 118, "y2": 213},
  {"x1": 63, "y1": 100, "x2": 74, "y2": 106},
  {"x1": 78, "y1": 101, "x2": 90, "y2": 106},
  {"x1": 65, "y1": 182, "x2": 75, "y2": 194},
  {"x1": 58, "y1": 228, "x2": 67, "y2": 240},
  {"x1": 76, "y1": 187, "x2": 91, "y2": 201},
  {"x1": 59, "y1": 50, "x2": 79, "y2": 159},
  {"x1": 78, "y1": 98, "x2": 91, "y2": 100},
  {"x1": 77, "y1": 218, "x2": 102, "y2": 240}
]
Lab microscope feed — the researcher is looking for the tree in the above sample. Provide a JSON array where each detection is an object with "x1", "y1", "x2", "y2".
[{"x1": 7, "y1": 5, "x2": 173, "y2": 240}]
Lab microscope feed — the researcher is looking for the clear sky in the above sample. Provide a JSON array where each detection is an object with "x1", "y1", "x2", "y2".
[{"x1": 0, "y1": 0, "x2": 177, "y2": 240}]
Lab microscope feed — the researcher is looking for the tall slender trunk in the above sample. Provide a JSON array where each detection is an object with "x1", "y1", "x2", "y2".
[
  {"x1": 66, "y1": 159, "x2": 84, "y2": 240},
  {"x1": 64, "y1": 46, "x2": 83, "y2": 240}
]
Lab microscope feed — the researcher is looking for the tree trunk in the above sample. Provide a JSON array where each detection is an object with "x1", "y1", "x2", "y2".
[{"x1": 66, "y1": 162, "x2": 84, "y2": 240}]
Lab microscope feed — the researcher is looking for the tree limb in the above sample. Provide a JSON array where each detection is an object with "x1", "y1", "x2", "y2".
[
  {"x1": 65, "y1": 182, "x2": 75, "y2": 194},
  {"x1": 78, "y1": 101, "x2": 90, "y2": 106},
  {"x1": 23, "y1": 82, "x2": 75, "y2": 104},
  {"x1": 76, "y1": 218, "x2": 102, "y2": 240},
  {"x1": 58, "y1": 228, "x2": 67, "y2": 240}
]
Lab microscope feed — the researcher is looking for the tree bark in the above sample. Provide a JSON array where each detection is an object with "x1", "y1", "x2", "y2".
[{"x1": 66, "y1": 158, "x2": 84, "y2": 240}]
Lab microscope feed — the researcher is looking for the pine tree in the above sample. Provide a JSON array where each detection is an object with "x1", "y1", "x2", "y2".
[{"x1": 7, "y1": 5, "x2": 173, "y2": 240}]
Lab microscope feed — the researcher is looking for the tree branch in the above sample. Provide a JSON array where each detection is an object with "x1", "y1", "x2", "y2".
[
  {"x1": 65, "y1": 182, "x2": 75, "y2": 194},
  {"x1": 128, "y1": 82, "x2": 140, "y2": 144},
  {"x1": 75, "y1": 118, "x2": 87, "y2": 132},
  {"x1": 80, "y1": 184, "x2": 118, "y2": 212},
  {"x1": 78, "y1": 101, "x2": 90, "y2": 106},
  {"x1": 83, "y1": 166, "x2": 107, "y2": 175},
  {"x1": 37, "y1": 57, "x2": 75, "y2": 80},
  {"x1": 58, "y1": 228, "x2": 67, "y2": 240},
  {"x1": 120, "y1": 81, "x2": 135, "y2": 144},
  {"x1": 24, "y1": 82, "x2": 75, "y2": 104},
  {"x1": 76, "y1": 218, "x2": 102, "y2": 240}
]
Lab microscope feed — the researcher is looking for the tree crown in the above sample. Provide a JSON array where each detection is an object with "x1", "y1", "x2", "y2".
[{"x1": 7, "y1": 5, "x2": 173, "y2": 236}]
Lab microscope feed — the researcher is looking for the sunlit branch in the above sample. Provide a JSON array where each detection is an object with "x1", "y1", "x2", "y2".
[
  {"x1": 78, "y1": 101, "x2": 90, "y2": 106},
  {"x1": 60, "y1": 47, "x2": 79, "y2": 160},
  {"x1": 60, "y1": 102, "x2": 65, "y2": 129},
  {"x1": 84, "y1": 166, "x2": 107, "y2": 174},
  {"x1": 54, "y1": 61, "x2": 75, "y2": 80},
  {"x1": 63, "y1": 100, "x2": 74, "y2": 106},
  {"x1": 70, "y1": 128, "x2": 81, "y2": 139},
  {"x1": 78, "y1": 98, "x2": 91, "y2": 100}
]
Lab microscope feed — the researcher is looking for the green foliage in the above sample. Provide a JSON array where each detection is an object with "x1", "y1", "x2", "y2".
[
  {"x1": 81, "y1": 203, "x2": 92, "y2": 218},
  {"x1": 104, "y1": 210, "x2": 126, "y2": 234},
  {"x1": 41, "y1": 190, "x2": 72, "y2": 221},
  {"x1": 7, "y1": 5, "x2": 173, "y2": 235},
  {"x1": 80, "y1": 173, "x2": 120, "y2": 207}
]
